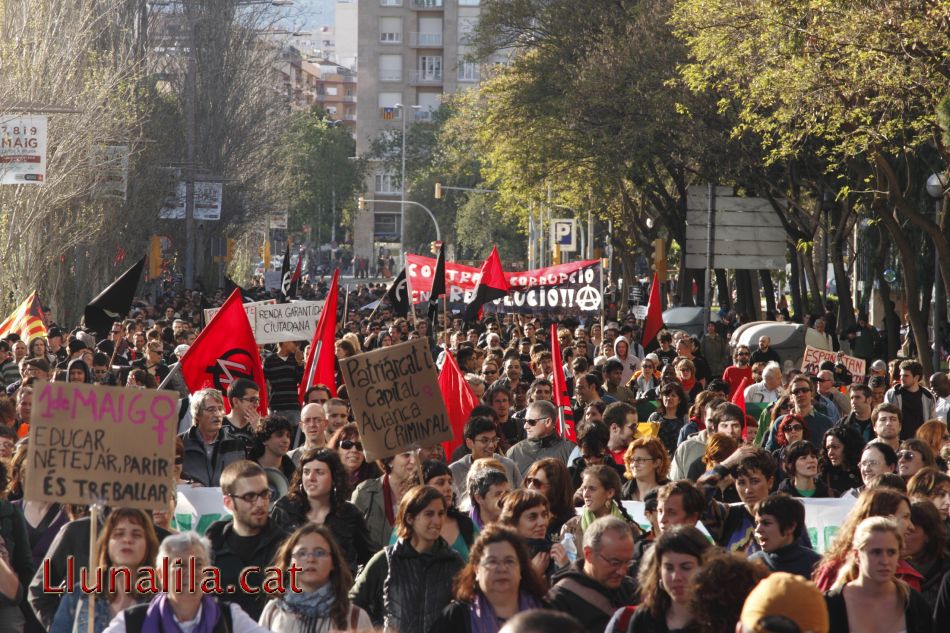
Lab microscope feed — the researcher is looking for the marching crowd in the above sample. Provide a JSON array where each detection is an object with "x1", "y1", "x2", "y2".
[{"x1": 1, "y1": 282, "x2": 950, "y2": 633}]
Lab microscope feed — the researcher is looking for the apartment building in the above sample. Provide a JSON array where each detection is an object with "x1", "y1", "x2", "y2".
[
  {"x1": 353, "y1": 0, "x2": 483, "y2": 261},
  {"x1": 279, "y1": 46, "x2": 358, "y2": 135}
]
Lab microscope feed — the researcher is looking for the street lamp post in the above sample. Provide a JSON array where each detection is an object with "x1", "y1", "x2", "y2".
[
  {"x1": 927, "y1": 172, "x2": 948, "y2": 371},
  {"x1": 394, "y1": 103, "x2": 420, "y2": 264}
]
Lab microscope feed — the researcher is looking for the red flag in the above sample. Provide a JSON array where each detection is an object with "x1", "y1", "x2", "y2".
[
  {"x1": 299, "y1": 269, "x2": 340, "y2": 403},
  {"x1": 463, "y1": 246, "x2": 510, "y2": 321},
  {"x1": 550, "y1": 323, "x2": 577, "y2": 442},
  {"x1": 732, "y1": 376, "x2": 750, "y2": 440},
  {"x1": 439, "y1": 350, "x2": 480, "y2": 458},
  {"x1": 179, "y1": 289, "x2": 268, "y2": 416},
  {"x1": 642, "y1": 273, "x2": 665, "y2": 352}
]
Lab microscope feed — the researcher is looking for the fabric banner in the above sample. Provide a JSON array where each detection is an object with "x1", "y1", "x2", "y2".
[
  {"x1": 406, "y1": 254, "x2": 602, "y2": 316},
  {"x1": 250, "y1": 300, "x2": 324, "y2": 344},
  {"x1": 340, "y1": 338, "x2": 451, "y2": 461},
  {"x1": 25, "y1": 380, "x2": 179, "y2": 510},
  {"x1": 173, "y1": 486, "x2": 230, "y2": 534}
]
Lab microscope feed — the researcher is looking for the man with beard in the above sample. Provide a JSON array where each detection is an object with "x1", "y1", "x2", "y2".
[
  {"x1": 206, "y1": 460, "x2": 289, "y2": 620},
  {"x1": 722, "y1": 345, "x2": 753, "y2": 397}
]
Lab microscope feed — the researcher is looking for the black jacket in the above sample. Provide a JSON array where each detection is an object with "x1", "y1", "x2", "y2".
[
  {"x1": 747, "y1": 542, "x2": 822, "y2": 579},
  {"x1": 547, "y1": 560, "x2": 637, "y2": 633},
  {"x1": 268, "y1": 497, "x2": 374, "y2": 573},
  {"x1": 204, "y1": 518, "x2": 289, "y2": 621},
  {"x1": 825, "y1": 585, "x2": 933, "y2": 633},
  {"x1": 179, "y1": 425, "x2": 247, "y2": 487}
]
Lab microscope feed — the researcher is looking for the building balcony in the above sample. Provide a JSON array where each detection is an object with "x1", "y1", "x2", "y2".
[
  {"x1": 414, "y1": 109, "x2": 434, "y2": 122},
  {"x1": 410, "y1": 0, "x2": 443, "y2": 10},
  {"x1": 409, "y1": 32, "x2": 443, "y2": 48},
  {"x1": 379, "y1": 71, "x2": 402, "y2": 82},
  {"x1": 344, "y1": 114, "x2": 357, "y2": 121},
  {"x1": 409, "y1": 70, "x2": 443, "y2": 85}
]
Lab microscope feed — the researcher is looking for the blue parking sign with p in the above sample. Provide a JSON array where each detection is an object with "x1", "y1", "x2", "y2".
[{"x1": 551, "y1": 218, "x2": 576, "y2": 251}]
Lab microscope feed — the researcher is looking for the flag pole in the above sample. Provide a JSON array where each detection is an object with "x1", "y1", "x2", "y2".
[
  {"x1": 405, "y1": 254, "x2": 417, "y2": 322},
  {"x1": 343, "y1": 283, "x2": 350, "y2": 319}
]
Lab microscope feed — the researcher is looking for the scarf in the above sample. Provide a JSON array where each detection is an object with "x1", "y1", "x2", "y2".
[
  {"x1": 382, "y1": 474, "x2": 396, "y2": 526},
  {"x1": 469, "y1": 590, "x2": 541, "y2": 633},
  {"x1": 141, "y1": 594, "x2": 220, "y2": 633},
  {"x1": 680, "y1": 376, "x2": 696, "y2": 394},
  {"x1": 275, "y1": 583, "x2": 336, "y2": 633},
  {"x1": 580, "y1": 500, "x2": 626, "y2": 533},
  {"x1": 470, "y1": 504, "x2": 484, "y2": 529}
]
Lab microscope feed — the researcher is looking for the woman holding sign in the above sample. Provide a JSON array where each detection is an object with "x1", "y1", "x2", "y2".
[{"x1": 51, "y1": 508, "x2": 160, "y2": 633}]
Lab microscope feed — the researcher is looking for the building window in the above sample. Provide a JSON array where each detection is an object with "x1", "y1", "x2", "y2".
[
  {"x1": 374, "y1": 172, "x2": 401, "y2": 194},
  {"x1": 379, "y1": 17, "x2": 402, "y2": 43},
  {"x1": 373, "y1": 213, "x2": 401, "y2": 240},
  {"x1": 418, "y1": 56, "x2": 443, "y2": 80},
  {"x1": 380, "y1": 0, "x2": 402, "y2": 6},
  {"x1": 378, "y1": 54, "x2": 403, "y2": 82},
  {"x1": 378, "y1": 92, "x2": 402, "y2": 120},
  {"x1": 458, "y1": 0, "x2": 479, "y2": 5},
  {"x1": 458, "y1": 62, "x2": 479, "y2": 82}
]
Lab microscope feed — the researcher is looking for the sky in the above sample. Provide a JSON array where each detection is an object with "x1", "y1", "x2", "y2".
[{"x1": 294, "y1": 0, "x2": 335, "y2": 29}]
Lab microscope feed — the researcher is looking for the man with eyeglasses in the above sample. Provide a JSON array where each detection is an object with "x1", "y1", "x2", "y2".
[
  {"x1": 288, "y1": 402, "x2": 329, "y2": 466},
  {"x1": 206, "y1": 460, "x2": 289, "y2": 620},
  {"x1": 506, "y1": 400, "x2": 576, "y2": 474},
  {"x1": 224, "y1": 377, "x2": 262, "y2": 451},
  {"x1": 179, "y1": 388, "x2": 247, "y2": 487},
  {"x1": 547, "y1": 516, "x2": 637, "y2": 632},
  {"x1": 450, "y1": 416, "x2": 521, "y2": 509},
  {"x1": 763, "y1": 375, "x2": 833, "y2": 452}
]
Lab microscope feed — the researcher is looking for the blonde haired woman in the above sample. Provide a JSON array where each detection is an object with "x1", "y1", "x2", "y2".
[{"x1": 824, "y1": 516, "x2": 933, "y2": 632}]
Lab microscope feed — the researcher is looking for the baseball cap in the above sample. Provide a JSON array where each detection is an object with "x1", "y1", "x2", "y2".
[{"x1": 739, "y1": 572, "x2": 828, "y2": 633}]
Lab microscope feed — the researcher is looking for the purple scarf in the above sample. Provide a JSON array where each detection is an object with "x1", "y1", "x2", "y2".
[
  {"x1": 469, "y1": 505, "x2": 484, "y2": 529},
  {"x1": 141, "y1": 594, "x2": 221, "y2": 633},
  {"x1": 469, "y1": 590, "x2": 541, "y2": 633}
]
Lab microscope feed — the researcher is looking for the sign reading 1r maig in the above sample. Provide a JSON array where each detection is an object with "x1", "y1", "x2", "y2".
[
  {"x1": 340, "y1": 338, "x2": 451, "y2": 461},
  {"x1": 25, "y1": 380, "x2": 179, "y2": 511}
]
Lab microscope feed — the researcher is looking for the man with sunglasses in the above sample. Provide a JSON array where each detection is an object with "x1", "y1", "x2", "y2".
[
  {"x1": 763, "y1": 375, "x2": 833, "y2": 452},
  {"x1": 207, "y1": 460, "x2": 289, "y2": 620},
  {"x1": 505, "y1": 400, "x2": 576, "y2": 474}
]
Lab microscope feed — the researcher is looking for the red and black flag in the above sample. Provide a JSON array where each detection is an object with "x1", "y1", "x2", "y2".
[
  {"x1": 550, "y1": 323, "x2": 577, "y2": 442},
  {"x1": 82, "y1": 256, "x2": 145, "y2": 338},
  {"x1": 427, "y1": 241, "x2": 445, "y2": 331},
  {"x1": 383, "y1": 267, "x2": 410, "y2": 317},
  {"x1": 179, "y1": 289, "x2": 268, "y2": 416},
  {"x1": 279, "y1": 244, "x2": 301, "y2": 302},
  {"x1": 642, "y1": 272, "x2": 665, "y2": 352},
  {"x1": 462, "y1": 246, "x2": 510, "y2": 322}
]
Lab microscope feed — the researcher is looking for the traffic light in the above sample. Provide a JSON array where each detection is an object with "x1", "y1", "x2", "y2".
[
  {"x1": 225, "y1": 238, "x2": 235, "y2": 262},
  {"x1": 148, "y1": 235, "x2": 162, "y2": 279},
  {"x1": 434, "y1": 183, "x2": 443, "y2": 199}
]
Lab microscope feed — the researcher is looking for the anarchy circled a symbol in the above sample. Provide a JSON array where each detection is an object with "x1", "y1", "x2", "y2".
[
  {"x1": 575, "y1": 285, "x2": 602, "y2": 312},
  {"x1": 205, "y1": 348, "x2": 257, "y2": 392},
  {"x1": 394, "y1": 277, "x2": 408, "y2": 303}
]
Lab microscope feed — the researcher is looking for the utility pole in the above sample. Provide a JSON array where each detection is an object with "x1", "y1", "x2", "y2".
[
  {"x1": 183, "y1": 20, "x2": 198, "y2": 289},
  {"x1": 331, "y1": 186, "x2": 336, "y2": 244}
]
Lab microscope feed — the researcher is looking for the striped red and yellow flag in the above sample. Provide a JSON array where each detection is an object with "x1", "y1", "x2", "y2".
[{"x1": 0, "y1": 291, "x2": 48, "y2": 342}]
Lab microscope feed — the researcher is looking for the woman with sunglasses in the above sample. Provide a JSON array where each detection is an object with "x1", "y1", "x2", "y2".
[
  {"x1": 771, "y1": 413, "x2": 807, "y2": 482},
  {"x1": 628, "y1": 353, "x2": 661, "y2": 400},
  {"x1": 896, "y1": 439, "x2": 936, "y2": 480},
  {"x1": 430, "y1": 526, "x2": 548, "y2": 633},
  {"x1": 329, "y1": 424, "x2": 380, "y2": 488},
  {"x1": 522, "y1": 458, "x2": 576, "y2": 541},
  {"x1": 261, "y1": 524, "x2": 370, "y2": 632},
  {"x1": 270, "y1": 449, "x2": 374, "y2": 574},
  {"x1": 819, "y1": 425, "x2": 863, "y2": 498}
]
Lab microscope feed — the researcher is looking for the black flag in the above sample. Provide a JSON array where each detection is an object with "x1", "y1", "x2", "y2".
[
  {"x1": 82, "y1": 257, "x2": 146, "y2": 337},
  {"x1": 427, "y1": 242, "x2": 445, "y2": 331},
  {"x1": 224, "y1": 276, "x2": 254, "y2": 303},
  {"x1": 279, "y1": 244, "x2": 293, "y2": 302},
  {"x1": 383, "y1": 268, "x2": 410, "y2": 317}
]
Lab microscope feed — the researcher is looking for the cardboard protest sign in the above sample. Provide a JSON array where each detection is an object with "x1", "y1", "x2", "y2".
[
  {"x1": 801, "y1": 345, "x2": 866, "y2": 382},
  {"x1": 203, "y1": 298, "x2": 275, "y2": 329},
  {"x1": 253, "y1": 300, "x2": 324, "y2": 344},
  {"x1": 174, "y1": 486, "x2": 231, "y2": 534},
  {"x1": 25, "y1": 380, "x2": 179, "y2": 510},
  {"x1": 340, "y1": 338, "x2": 451, "y2": 461}
]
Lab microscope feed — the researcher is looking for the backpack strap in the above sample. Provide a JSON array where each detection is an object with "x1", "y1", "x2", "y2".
[
  {"x1": 556, "y1": 577, "x2": 617, "y2": 616},
  {"x1": 615, "y1": 605, "x2": 638, "y2": 633}
]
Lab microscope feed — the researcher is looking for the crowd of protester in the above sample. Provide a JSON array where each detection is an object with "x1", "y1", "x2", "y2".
[{"x1": 1, "y1": 281, "x2": 950, "y2": 633}]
